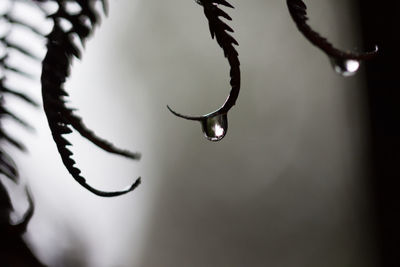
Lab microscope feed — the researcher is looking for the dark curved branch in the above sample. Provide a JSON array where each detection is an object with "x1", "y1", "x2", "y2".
[
  {"x1": 167, "y1": 0, "x2": 240, "y2": 140},
  {"x1": 41, "y1": 1, "x2": 141, "y2": 197},
  {"x1": 286, "y1": 0, "x2": 378, "y2": 60}
]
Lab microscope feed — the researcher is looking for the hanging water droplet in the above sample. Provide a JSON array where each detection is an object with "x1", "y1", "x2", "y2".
[
  {"x1": 200, "y1": 113, "x2": 228, "y2": 141},
  {"x1": 330, "y1": 57, "x2": 360, "y2": 77},
  {"x1": 167, "y1": 106, "x2": 229, "y2": 142}
]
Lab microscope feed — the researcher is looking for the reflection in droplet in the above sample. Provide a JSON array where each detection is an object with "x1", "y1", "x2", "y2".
[
  {"x1": 330, "y1": 57, "x2": 360, "y2": 77},
  {"x1": 201, "y1": 113, "x2": 228, "y2": 141}
]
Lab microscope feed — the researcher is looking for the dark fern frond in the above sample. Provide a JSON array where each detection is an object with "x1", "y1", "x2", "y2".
[
  {"x1": 0, "y1": 0, "x2": 41, "y2": 183},
  {"x1": 167, "y1": 0, "x2": 240, "y2": 141},
  {"x1": 0, "y1": 149, "x2": 18, "y2": 181},
  {"x1": 0, "y1": 37, "x2": 41, "y2": 61},
  {"x1": 0, "y1": 182, "x2": 45, "y2": 266},
  {"x1": 41, "y1": 0, "x2": 140, "y2": 197},
  {"x1": 199, "y1": 0, "x2": 240, "y2": 114},
  {"x1": 0, "y1": 82, "x2": 39, "y2": 106},
  {"x1": 0, "y1": 1, "x2": 43, "y2": 253},
  {"x1": 3, "y1": 13, "x2": 45, "y2": 36},
  {"x1": 0, "y1": 105, "x2": 34, "y2": 130},
  {"x1": 0, "y1": 56, "x2": 35, "y2": 80},
  {"x1": 0, "y1": 3, "x2": 46, "y2": 263},
  {"x1": 286, "y1": 0, "x2": 378, "y2": 60},
  {"x1": 1, "y1": 129, "x2": 27, "y2": 151},
  {"x1": 63, "y1": 111, "x2": 141, "y2": 159}
]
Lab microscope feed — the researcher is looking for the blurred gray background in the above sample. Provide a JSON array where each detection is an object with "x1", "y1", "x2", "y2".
[{"x1": 6, "y1": 0, "x2": 378, "y2": 266}]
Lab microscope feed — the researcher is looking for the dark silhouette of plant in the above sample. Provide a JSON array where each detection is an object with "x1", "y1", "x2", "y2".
[
  {"x1": 0, "y1": 0, "x2": 45, "y2": 265},
  {"x1": 41, "y1": 0, "x2": 141, "y2": 197},
  {"x1": 167, "y1": 0, "x2": 240, "y2": 142},
  {"x1": 0, "y1": 0, "x2": 379, "y2": 265},
  {"x1": 287, "y1": 0, "x2": 378, "y2": 75},
  {"x1": 0, "y1": 183, "x2": 43, "y2": 266},
  {"x1": 0, "y1": 0, "x2": 141, "y2": 265}
]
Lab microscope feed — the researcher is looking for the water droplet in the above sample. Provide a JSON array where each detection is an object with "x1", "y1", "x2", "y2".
[
  {"x1": 330, "y1": 58, "x2": 360, "y2": 77},
  {"x1": 167, "y1": 106, "x2": 229, "y2": 142},
  {"x1": 201, "y1": 113, "x2": 228, "y2": 141}
]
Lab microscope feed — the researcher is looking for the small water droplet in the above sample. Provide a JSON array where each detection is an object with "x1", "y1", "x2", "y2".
[
  {"x1": 330, "y1": 58, "x2": 360, "y2": 77},
  {"x1": 201, "y1": 113, "x2": 228, "y2": 141}
]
